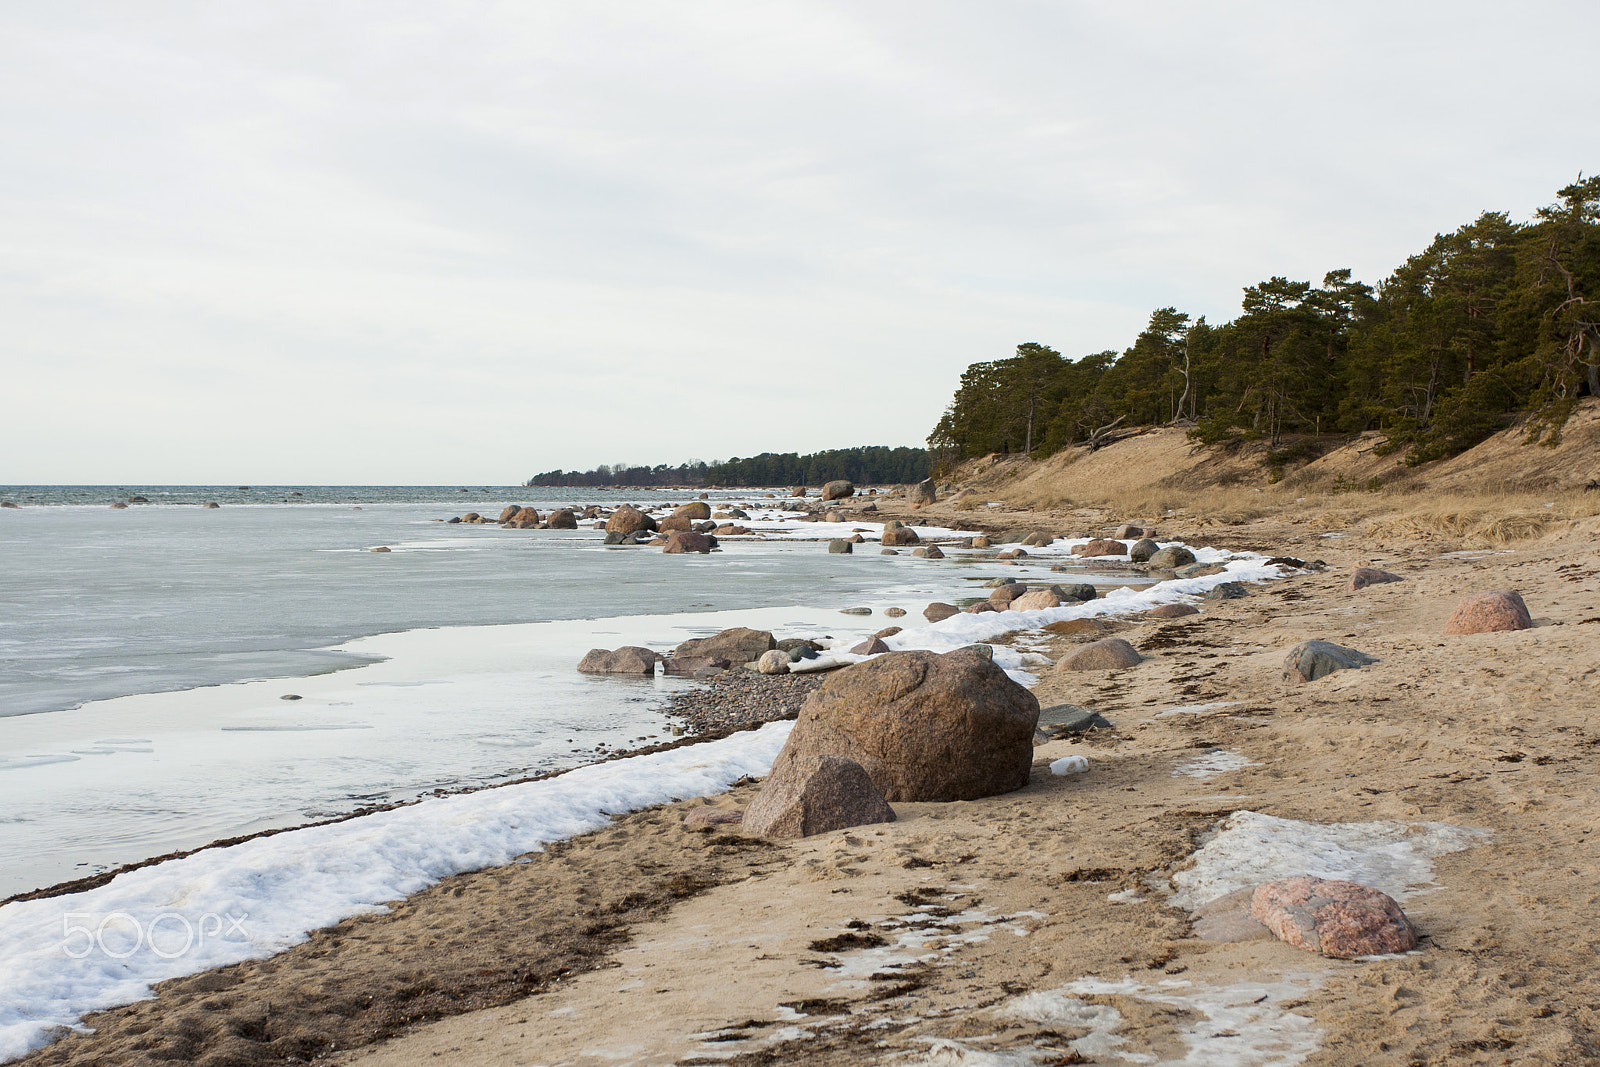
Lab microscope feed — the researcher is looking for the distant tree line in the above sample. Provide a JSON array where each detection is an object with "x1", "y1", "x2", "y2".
[
  {"x1": 705, "y1": 446, "x2": 929, "y2": 486},
  {"x1": 526, "y1": 446, "x2": 930, "y2": 488},
  {"x1": 930, "y1": 176, "x2": 1600, "y2": 470}
]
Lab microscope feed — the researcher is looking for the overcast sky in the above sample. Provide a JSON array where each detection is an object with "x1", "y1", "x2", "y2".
[{"x1": 3, "y1": 2, "x2": 1595, "y2": 484}]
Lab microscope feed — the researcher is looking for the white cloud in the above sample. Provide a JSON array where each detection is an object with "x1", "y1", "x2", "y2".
[{"x1": 2, "y1": 0, "x2": 1594, "y2": 482}]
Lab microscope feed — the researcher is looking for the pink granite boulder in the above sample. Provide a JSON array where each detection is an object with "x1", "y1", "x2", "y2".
[
  {"x1": 1443, "y1": 590, "x2": 1531, "y2": 635},
  {"x1": 1250, "y1": 876, "x2": 1417, "y2": 958}
]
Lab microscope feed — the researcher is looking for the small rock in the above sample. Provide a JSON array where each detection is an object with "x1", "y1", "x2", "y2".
[
  {"x1": 546, "y1": 508, "x2": 579, "y2": 529},
  {"x1": 883, "y1": 607, "x2": 907, "y2": 618},
  {"x1": 1037, "y1": 704, "x2": 1112, "y2": 734},
  {"x1": 1249, "y1": 877, "x2": 1417, "y2": 959},
  {"x1": 662, "y1": 530, "x2": 714, "y2": 553},
  {"x1": 743, "y1": 754, "x2": 896, "y2": 839},
  {"x1": 1204, "y1": 582, "x2": 1250, "y2": 600},
  {"x1": 1444, "y1": 590, "x2": 1533, "y2": 634},
  {"x1": 1075, "y1": 538, "x2": 1127, "y2": 557},
  {"x1": 663, "y1": 656, "x2": 731, "y2": 676},
  {"x1": 923, "y1": 602, "x2": 959, "y2": 622},
  {"x1": 909, "y1": 478, "x2": 937, "y2": 506},
  {"x1": 1020, "y1": 531, "x2": 1056, "y2": 547},
  {"x1": 963, "y1": 644, "x2": 993, "y2": 660},
  {"x1": 1349, "y1": 567, "x2": 1405, "y2": 591},
  {"x1": 370, "y1": 546, "x2": 391, "y2": 553},
  {"x1": 1049, "y1": 755, "x2": 1089, "y2": 776},
  {"x1": 674, "y1": 628, "x2": 775, "y2": 665},
  {"x1": 881, "y1": 525, "x2": 920, "y2": 547},
  {"x1": 1043, "y1": 618, "x2": 1104, "y2": 635},
  {"x1": 881, "y1": 549, "x2": 899, "y2": 555},
  {"x1": 204, "y1": 502, "x2": 219, "y2": 509},
  {"x1": 995, "y1": 548, "x2": 1027, "y2": 560},
  {"x1": 280, "y1": 694, "x2": 301, "y2": 701},
  {"x1": 756, "y1": 649, "x2": 792, "y2": 675},
  {"x1": 1114, "y1": 524, "x2": 1144, "y2": 539},
  {"x1": 1056, "y1": 583, "x2": 1097, "y2": 602},
  {"x1": 963, "y1": 601, "x2": 999, "y2": 613},
  {"x1": 1056, "y1": 637, "x2": 1144, "y2": 672},
  {"x1": 983, "y1": 577, "x2": 1020, "y2": 588},
  {"x1": 828, "y1": 539, "x2": 853, "y2": 554},
  {"x1": 1176, "y1": 562, "x2": 1227, "y2": 579},
  {"x1": 1011, "y1": 589, "x2": 1060, "y2": 611},
  {"x1": 1147, "y1": 604, "x2": 1200, "y2": 619},
  {"x1": 874, "y1": 626, "x2": 903, "y2": 639},
  {"x1": 850, "y1": 637, "x2": 890, "y2": 656},
  {"x1": 1128, "y1": 537, "x2": 1160, "y2": 562},
  {"x1": 840, "y1": 606, "x2": 873, "y2": 616},
  {"x1": 1282, "y1": 640, "x2": 1377, "y2": 684},
  {"x1": 971, "y1": 535, "x2": 991, "y2": 548},
  {"x1": 1147, "y1": 546, "x2": 1197, "y2": 568},
  {"x1": 911, "y1": 545, "x2": 945, "y2": 559}
]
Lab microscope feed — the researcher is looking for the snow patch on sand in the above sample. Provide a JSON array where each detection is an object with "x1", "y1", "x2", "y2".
[
  {"x1": 1174, "y1": 750, "x2": 1257, "y2": 779},
  {"x1": 1168, "y1": 810, "x2": 1490, "y2": 910},
  {"x1": 0, "y1": 722, "x2": 794, "y2": 1061}
]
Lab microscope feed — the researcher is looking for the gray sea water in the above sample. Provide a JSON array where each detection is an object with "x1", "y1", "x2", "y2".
[{"x1": 0, "y1": 486, "x2": 1132, "y2": 896}]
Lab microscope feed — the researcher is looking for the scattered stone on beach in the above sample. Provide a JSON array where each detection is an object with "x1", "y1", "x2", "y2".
[
  {"x1": 1282, "y1": 640, "x2": 1377, "y2": 684},
  {"x1": 1147, "y1": 603, "x2": 1200, "y2": 618},
  {"x1": 911, "y1": 545, "x2": 945, "y2": 559},
  {"x1": 984, "y1": 576, "x2": 1019, "y2": 588},
  {"x1": 1204, "y1": 582, "x2": 1250, "y2": 600},
  {"x1": 693, "y1": 520, "x2": 718, "y2": 534},
  {"x1": 1350, "y1": 567, "x2": 1405, "y2": 590},
  {"x1": 846, "y1": 533, "x2": 865, "y2": 543},
  {"x1": 546, "y1": 508, "x2": 579, "y2": 529},
  {"x1": 1021, "y1": 530, "x2": 1056, "y2": 547},
  {"x1": 577, "y1": 646, "x2": 660, "y2": 674},
  {"x1": 657, "y1": 513, "x2": 693, "y2": 532},
  {"x1": 671, "y1": 501, "x2": 711, "y2": 521},
  {"x1": 840, "y1": 606, "x2": 872, "y2": 616},
  {"x1": 1176, "y1": 562, "x2": 1227, "y2": 579},
  {"x1": 664, "y1": 669, "x2": 823, "y2": 733},
  {"x1": 662, "y1": 655, "x2": 731, "y2": 677},
  {"x1": 743, "y1": 754, "x2": 896, "y2": 839},
  {"x1": 755, "y1": 649, "x2": 792, "y2": 675},
  {"x1": 662, "y1": 530, "x2": 715, "y2": 553},
  {"x1": 996, "y1": 548, "x2": 1027, "y2": 560},
  {"x1": 1075, "y1": 538, "x2": 1127, "y2": 557},
  {"x1": 971, "y1": 535, "x2": 992, "y2": 548},
  {"x1": 605, "y1": 505, "x2": 655, "y2": 534},
  {"x1": 822, "y1": 511, "x2": 844, "y2": 523},
  {"x1": 849, "y1": 636, "x2": 890, "y2": 656},
  {"x1": 790, "y1": 486, "x2": 807, "y2": 497},
  {"x1": 674, "y1": 627, "x2": 775, "y2": 665},
  {"x1": 1044, "y1": 618, "x2": 1105, "y2": 635},
  {"x1": 769, "y1": 648, "x2": 1039, "y2": 802},
  {"x1": 923, "y1": 602, "x2": 959, "y2": 622},
  {"x1": 964, "y1": 643, "x2": 994, "y2": 660},
  {"x1": 964, "y1": 601, "x2": 998, "y2": 613},
  {"x1": 498, "y1": 505, "x2": 522, "y2": 522},
  {"x1": 712, "y1": 524, "x2": 751, "y2": 536},
  {"x1": 828, "y1": 539, "x2": 853, "y2": 554},
  {"x1": 874, "y1": 626, "x2": 903, "y2": 639},
  {"x1": 1250, "y1": 876, "x2": 1417, "y2": 959},
  {"x1": 883, "y1": 607, "x2": 907, "y2": 617},
  {"x1": 280, "y1": 694, "x2": 301, "y2": 701},
  {"x1": 445, "y1": 514, "x2": 460, "y2": 523},
  {"x1": 1445, "y1": 590, "x2": 1533, "y2": 634},
  {"x1": 988, "y1": 583, "x2": 1029, "y2": 605},
  {"x1": 821, "y1": 479, "x2": 855, "y2": 501},
  {"x1": 204, "y1": 502, "x2": 219, "y2": 509},
  {"x1": 776, "y1": 638, "x2": 819, "y2": 655},
  {"x1": 682, "y1": 807, "x2": 744, "y2": 829},
  {"x1": 881, "y1": 549, "x2": 898, "y2": 555},
  {"x1": 909, "y1": 478, "x2": 938, "y2": 507},
  {"x1": 1114, "y1": 524, "x2": 1145, "y2": 539},
  {"x1": 370, "y1": 546, "x2": 391, "y2": 553},
  {"x1": 1056, "y1": 637, "x2": 1144, "y2": 672},
  {"x1": 1037, "y1": 703, "x2": 1113, "y2": 734},
  {"x1": 1128, "y1": 537, "x2": 1160, "y2": 562},
  {"x1": 1012, "y1": 589, "x2": 1060, "y2": 611},
  {"x1": 1147, "y1": 546, "x2": 1197, "y2": 568},
  {"x1": 1057, "y1": 583, "x2": 1097, "y2": 602}
]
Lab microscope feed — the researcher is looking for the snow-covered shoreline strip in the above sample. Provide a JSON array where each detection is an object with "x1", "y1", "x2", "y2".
[{"x1": 0, "y1": 721, "x2": 795, "y2": 1062}]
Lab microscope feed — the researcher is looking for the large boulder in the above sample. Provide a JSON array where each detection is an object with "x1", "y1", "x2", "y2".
[
  {"x1": 605, "y1": 505, "x2": 656, "y2": 535},
  {"x1": 1444, "y1": 590, "x2": 1531, "y2": 634},
  {"x1": 1075, "y1": 538, "x2": 1127, "y2": 557},
  {"x1": 672, "y1": 501, "x2": 712, "y2": 521},
  {"x1": 662, "y1": 530, "x2": 714, "y2": 553},
  {"x1": 743, "y1": 755, "x2": 896, "y2": 839},
  {"x1": 821, "y1": 480, "x2": 855, "y2": 502},
  {"x1": 881, "y1": 523, "x2": 920, "y2": 546},
  {"x1": 1012, "y1": 589, "x2": 1061, "y2": 611},
  {"x1": 909, "y1": 478, "x2": 937, "y2": 506},
  {"x1": 1349, "y1": 567, "x2": 1404, "y2": 591},
  {"x1": 1249, "y1": 877, "x2": 1417, "y2": 959},
  {"x1": 1056, "y1": 637, "x2": 1144, "y2": 672},
  {"x1": 1128, "y1": 537, "x2": 1161, "y2": 562},
  {"x1": 674, "y1": 627, "x2": 776, "y2": 664},
  {"x1": 769, "y1": 649, "x2": 1039, "y2": 802},
  {"x1": 498, "y1": 505, "x2": 523, "y2": 523},
  {"x1": 1282, "y1": 640, "x2": 1377, "y2": 684},
  {"x1": 577, "y1": 646, "x2": 659, "y2": 674},
  {"x1": 546, "y1": 508, "x2": 579, "y2": 529},
  {"x1": 1147, "y1": 546, "x2": 1197, "y2": 569}
]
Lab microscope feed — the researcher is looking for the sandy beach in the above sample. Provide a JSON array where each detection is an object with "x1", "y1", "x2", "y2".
[{"x1": 13, "y1": 458, "x2": 1598, "y2": 1067}]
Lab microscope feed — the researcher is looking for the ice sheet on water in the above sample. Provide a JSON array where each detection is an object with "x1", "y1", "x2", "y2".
[{"x1": 0, "y1": 721, "x2": 793, "y2": 1061}]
